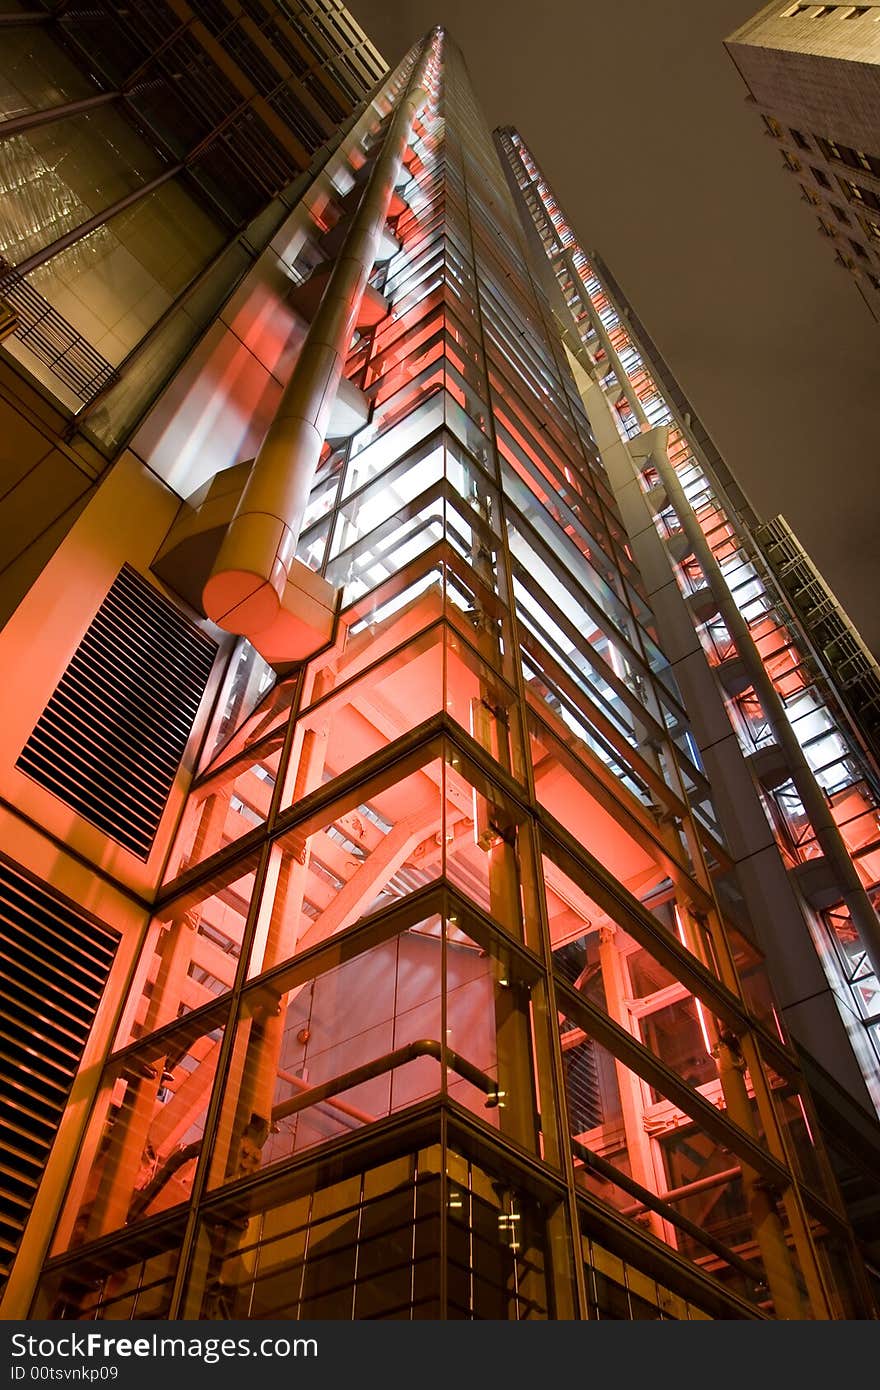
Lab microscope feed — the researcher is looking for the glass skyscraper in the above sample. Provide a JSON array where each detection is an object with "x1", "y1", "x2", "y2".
[
  {"x1": 1, "y1": 16, "x2": 879, "y2": 1321},
  {"x1": 496, "y1": 124, "x2": 880, "y2": 1130}
]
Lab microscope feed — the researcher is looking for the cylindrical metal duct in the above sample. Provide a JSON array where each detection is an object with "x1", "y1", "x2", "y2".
[{"x1": 202, "y1": 42, "x2": 433, "y2": 637}]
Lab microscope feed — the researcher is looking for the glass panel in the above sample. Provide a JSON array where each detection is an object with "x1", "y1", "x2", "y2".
[
  {"x1": 289, "y1": 625, "x2": 523, "y2": 805},
  {"x1": 252, "y1": 755, "x2": 444, "y2": 976},
  {"x1": 445, "y1": 629, "x2": 525, "y2": 782},
  {"x1": 186, "y1": 1149, "x2": 443, "y2": 1319},
  {"x1": 808, "y1": 1218, "x2": 874, "y2": 1321},
  {"x1": 0, "y1": 28, "x2": 94, "y2": 117},
  {"x1": 14, "y1": 171, "x2": 225, "y2": 372},
  {"x1": 116, "y1": 856, "x2": 258, "y2": 1047},
  {"x1": 328, "y1": 470, "x2": 445, "y2": 603},
  {"x1": 171, "y1": 732, "x2": 284, "y2": 875},
  {"x1": 51, "y1": 1004, "x2": 229, "y2": 1254},
  {"x1": 201, "y1": 643, "x2": 283, "y2": 772},
  {"x1": 444, "y1": 917, "x2": 549, "y2": 1157},
  {"x1": 444, "y1": 750, "x2": 537, "y2": 948},
  {"x1": 288, "y1": 626, "x2": 445, "y2": 801},
  {"x1": 210, "y1": 923, "x2": 444, "y2": 1182},
  {"x1": 557, "y1": 995, "x2": 816, "y2": 1316},
  {"x1": 579, "y1": 1234, "x2": 720, "y2": 1320},
  {"x1": 756, "y1": 1045, "x2": 840, "y2": 1205},
  {"x1": 336, "y1": 431, "x2": 445, "y2": 536},
  {"x1": 340, "y1": 395, "x2": 446, "y2": 501},
  {"x1": 531, "y1": 717, "x2": 678, "y2": 894},
  {"x1": 0, "y1": 106, "x2": 163, "y2": 266},
  {"x1": 35, "y1": 1219, "x2": 186, "y2": 1321},
  {"x1": 446, "y1": 1150, "x2": 555, "y2": 1319}
]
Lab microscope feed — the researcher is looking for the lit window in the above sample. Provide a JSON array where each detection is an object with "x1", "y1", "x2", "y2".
[
  {"x1": 854, "y1": 148, "x2": 880, "y2": 176},
  {"x1": 840, "y1": 177, "x2": 865, "y2": 202}
]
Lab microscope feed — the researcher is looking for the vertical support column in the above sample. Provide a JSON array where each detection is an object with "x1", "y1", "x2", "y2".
[
  {"x1": 650, "y1": 443, "x2": 880, "y2": 986},
  {"x1": 713, "y1": 1034, "x2": 808, "y2": 1319},
  {"x1": 572, "y1": 356, "x2": 871, "y2": 1105},
  {"x1": 595, "y1": 925, "x2": 665, "y2": 1244}
]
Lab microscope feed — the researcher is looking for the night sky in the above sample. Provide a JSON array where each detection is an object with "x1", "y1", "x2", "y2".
[{"x1": 348, "y1": 0, "x2": 880, "y2": 654}]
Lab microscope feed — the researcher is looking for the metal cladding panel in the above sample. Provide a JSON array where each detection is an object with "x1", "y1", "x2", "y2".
[
  {"x1": 17, "y1": 565, "x2": 217, "y2": 859},
  {"x1": 0, "y1": 860, "x2": 119, "y2": 1286}
]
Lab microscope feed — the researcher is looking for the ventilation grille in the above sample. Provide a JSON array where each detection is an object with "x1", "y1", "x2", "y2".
[
  {"x1": 17, "y1": 566, "x2": 216, "y2": 859},
  {"x1": 0, "y1": 860, "x2": 119, "y2": 1287}
]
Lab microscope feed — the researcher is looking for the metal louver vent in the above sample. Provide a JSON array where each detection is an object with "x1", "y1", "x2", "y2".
[
  {"x1": 562, "y1": 1028, "x2": 603, "y2": 1134},
  {"x1": 0, "y1": 859, "x2": 119, "y2": 1288},
  {"x1": 17, "y1": 566, "x2": 216, "y2": 860}
]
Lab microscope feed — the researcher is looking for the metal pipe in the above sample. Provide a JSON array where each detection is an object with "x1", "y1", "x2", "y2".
[
  {"x1": 0, "y1": 163, "x2": 184, "y2": 286},
  {"x1": 129, "y1": 1037, "x2": 494, "y2": 1220},
  {"x1": 620, "y1": 1165, "x2": 743, "y2": 1215},
  {"x1": 271, "y1": 1038, "x2": 497, "y2": 1123},
  {"x1": 0, "y1": 10, "x2": 51, "y2": 23},
  {"x1": 570, "y1": 1138, "x2": 764, "y2": 1288},
  {"x1": 652, "y1": 444, "x2": 880, "y2": 983},
  {"x1": 0, "y1": 90, "x2": 118, "y2": 141},
  {"x1": 275, "y1": 1065, "x2": 374, "y2": 1125},
  {"x1": 202, "y1": 41, "x2": 433, "y2": 637}
]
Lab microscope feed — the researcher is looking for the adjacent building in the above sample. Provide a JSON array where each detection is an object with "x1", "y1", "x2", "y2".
[
  {"x1": 725, "y1": 2, "x2": 880, "y2": 320},
  {"x1": 0, "y1": 9, "x2": 879, "y2": 1320},
  {"x1": 0, "y1": 0, "x2": 385, "y2": 625}
]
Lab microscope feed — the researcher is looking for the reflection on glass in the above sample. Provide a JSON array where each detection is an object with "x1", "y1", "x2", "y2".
[
  {"x1": 36, "y1": 1219, "x2": 186, "y2": 1321},
  {"x1": 52, "y1": 1003, "x2": 229, "y2": 1255},
  {"x1": 213, "y1": 923, "x2": 444, "y2": 1180},
  {"x1": 190, "y1": 1150, "x2": 443, "y2": 1319},
  {"x1": 116, "y1": 858, "x2": 257, "y2": 1050}
]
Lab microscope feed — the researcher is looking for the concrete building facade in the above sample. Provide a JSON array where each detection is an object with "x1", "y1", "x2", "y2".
[{"x1": 726, "y1": 2, "x2": 880, "y2": 320}]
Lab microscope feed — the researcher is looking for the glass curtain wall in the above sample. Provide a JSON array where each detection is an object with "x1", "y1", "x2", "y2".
[{"x1": 33, "y1": 32, "x2": 872, "y2": 1322}]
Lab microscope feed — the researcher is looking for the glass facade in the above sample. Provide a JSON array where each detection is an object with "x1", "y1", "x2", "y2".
[{"x1": 23, "y1": 29, "x2": 877, "y2": 1321}]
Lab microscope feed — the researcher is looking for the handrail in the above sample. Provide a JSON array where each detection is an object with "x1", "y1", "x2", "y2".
[{"x1": 271, "y1": 1039, "x2": 497, "y2": 1122}]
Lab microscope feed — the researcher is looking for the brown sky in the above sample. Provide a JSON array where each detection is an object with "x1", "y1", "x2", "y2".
[{"x1": 348, "y1": 0, "x2": 880, "y2": 653}]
